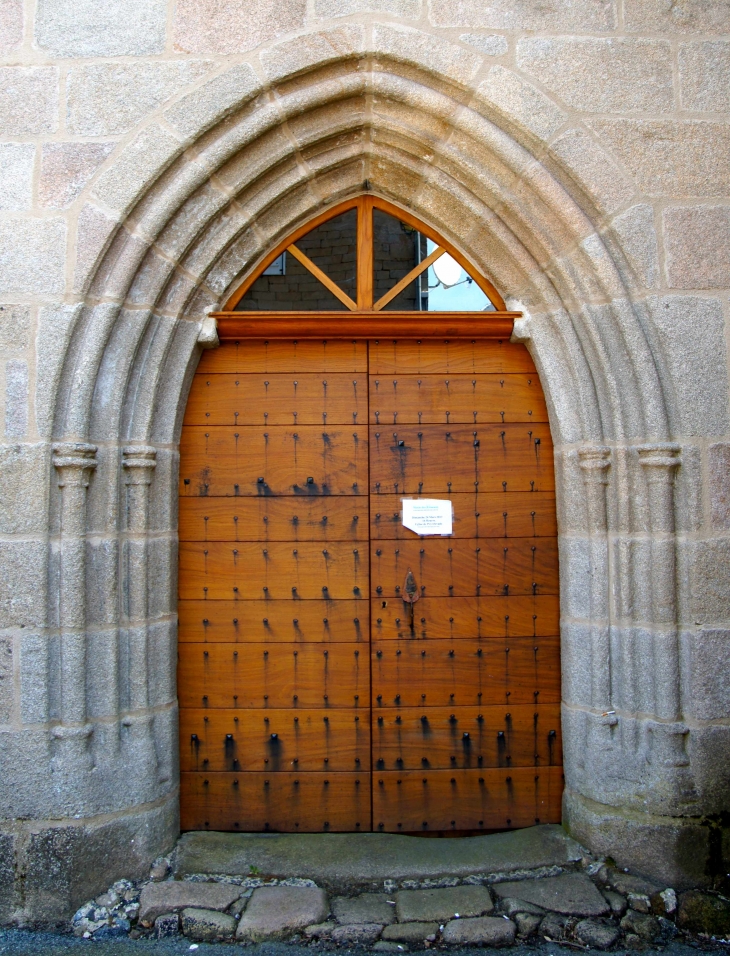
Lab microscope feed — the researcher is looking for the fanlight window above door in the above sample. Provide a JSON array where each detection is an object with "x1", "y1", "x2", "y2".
[{"x1": 225, "y1": 196, "x2": 505, "y2": 313}]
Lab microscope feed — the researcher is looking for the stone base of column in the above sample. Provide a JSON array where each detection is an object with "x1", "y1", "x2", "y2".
[
  {"x1": 0, "y1": 793, "x2": 179, "y2": 925},
  {"x1": 563, "y1": 788, "x2": 728, "y2": 890}
]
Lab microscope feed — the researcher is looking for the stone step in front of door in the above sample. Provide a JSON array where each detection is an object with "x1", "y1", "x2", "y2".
[{"x1": 173, "y1": 824, "x2": 583, "y2": 891}]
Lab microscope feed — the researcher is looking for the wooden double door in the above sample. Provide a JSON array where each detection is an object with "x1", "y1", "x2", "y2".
[{"x1": 178, "y1": 337, "x2": 562, "y2": 833}]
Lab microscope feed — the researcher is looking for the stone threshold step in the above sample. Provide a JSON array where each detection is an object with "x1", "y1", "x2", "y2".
[{"x1": 174, "y1": 824, "x2": 584, "y2": 891}]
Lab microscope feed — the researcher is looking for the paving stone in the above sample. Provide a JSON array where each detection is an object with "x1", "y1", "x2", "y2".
[
  {"x1": 236, "y1": 886, "x2": 329, "y2": 942},
  {"x1": 396, "y1": 885, "x2": 493, "y2": 922},
  {"x1": 154, "y1": 913, "x2": 180, "y2": 938},
  {"x1": 574, "y1": 919, "x2": 620, "y2": 949},
  {"x1": 181, "y1": 907, "x2": 237, "y2": 941},
  {"x1": 373, "y1": 943, "x2": 402, "y2": 952},
  {"x1": 620, "y1": 910, "x2": 660, "y2": 941},
  {"x1": 496, "y1": 896, "x2": 546, "y2": 917},
  {"x1": 539, "y1": 913, "x2": 568, "y2": 939},
  {"x1": 333, "y1": 892, "x2": 396, "y2": 925},
  {"x1": 442, "y1": 915, "x2": 516, "y2": 946},
  {"x1": 602, "y1": 890, "x2": 627, "y2": 916},
  {"x1": 515, "y1": 912, "x2": 542, "y2": 937},
  {"x1": 603, "y1": 868, "x2": 662, "y2": 897},
  {"x1": 331, "y1": 922, "x2": 383, "y2": 944},
  {"x1": 651, "y1": 888, "x2": 677, "y2": 917},
  {"x1": 139, "y1": 882, "x2": 241, "y2": 924},
  {"x1": 628, "y1": 893, "x2": 651, "y2": 913},
  {"x1": 305, "y1": 921, "x2": 336, "y2": 938},
  {"x1": 493, "y1": 873, "x2": 609, "y2": 917},
  {"x1": 382, "y1": 921, "x2": 440, "y2": 943}
]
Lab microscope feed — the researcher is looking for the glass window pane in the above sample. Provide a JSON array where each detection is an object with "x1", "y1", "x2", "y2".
[
  {"x1": 373, "y1": 209, "x2": 424, "y2": 311},
  {"x1": 236, "y1": 209, "x2": 357, "y2": 311},
  {"x1": 424, "y1": 239, "x2": 495, "y2": 311}
]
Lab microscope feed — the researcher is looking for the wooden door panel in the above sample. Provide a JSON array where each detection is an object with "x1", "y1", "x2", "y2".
[
  {"x1": 196, "y1": 339, "x2": 368, "y2": 374},
  {"x1": 179, "y1": 542, "x2": 368, "y2": 600},
  {"x1": 178, "y1": 643, "x2": 369, "y2": 709},
  {"x1": 178, "y1": 600, "x2": 368, "y2": 644},
  {"x1": 370, "y1": 493, "x2": 557, "y2": 539},
  {"x1": 372, "y1": 767, "x2": 563, "y2": 832},
  {"x1": 371, "y1": 538, "x2": 560, "y2": 597},
  {"x1": 369, "y1": 424, "x2": 554, "y2": 494},
  {"x1": 371, "y1": 638, "x2": 561, "y2": 707},
  {"x1": 181, "y1": 771, "x2": 371, "y2": 832},
  {"x1": 369, "y1": 340, "x2": 536, "y2": 375},
  {"x1": 372, "y1": 595, "x2": 559, "y2": 641},
  {"x1": 372, "y1": 704, "x2": 562, "y2": 770},
  {"x1": 180, "y1": 497, "x2": 368, "y2": 542},
  {"x1": 180, "y1": 708, "x2": 370, "y2": 772},
  {"x1": 184, "y1": 373, "x2": 365, "y2": 426},
  {"x1": 180, "y1": 426, "x2": 368, "y2": 497},
  {"x1": 369, "y1": 375, "x2": 548, "y2": 424}
]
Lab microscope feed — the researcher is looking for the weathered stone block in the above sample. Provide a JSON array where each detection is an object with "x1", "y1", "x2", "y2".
[
  {"x1": 35, "y1": 0, "x2": 166, "y2": 56},
  {"x1": 317, "y1": 0, "x2": 420, "y2": 14},
  {"x1": 0, "y1": 67, "x2": 58, "y2": 135},
  {"x1": 0, "y1": 636, "x2": 12, "y2": 723},
  {"x1": 39, "y1": 144, "x2": 114, "y2": 210},
  {"x1": 574, "y1": 918, "x2": 620, "y2": 949},
  {"x1": 608, "y1": 204, "x2": 659, "y2": 290},
  {"x1": 91, "y1": 124, "x2": 183, "y2": 217},
  {"x1": 0, "y1": 444, "x2": 48, "y2": 535},
  {"x1": 679, "y1": 40, "x2": 730, "y2": 112},
  {"x1": 330, "y1": 922, "x2": 383, "y2": 944},
  {"x1": 681, "y1": 629, "x2": 730, "y2": 720},
  {"x1": 396, "y1": 885, "x2": 493, "y2": 923},
  {"x1": 664, "y1": 205, "x2": 730, "y2": 290},
  {"x1": 430, "y1": 0, "x2": 615, "y2": 31},
  {"x1": 588, "y1": 119, "x2": 730, "y2": 198},
  {"x1": 677, "y1": 890, "x2": 730, "y2": 936},
  {"x1": 23, "y1": 798, "x2": 178, "y2": 922},
  {"x1": 173, "y1": 0, "x2": 305, "y2": 55},
  {"x1": 139, "y1": 881, "x2": 240, "y2": 925},
  {"x1": 549, "y1": 128, "x2": 635, "y2": 215},
  {"x1": 0, "y1": 830, "x2": 15, "y2": 922},
  {"x1": 0, "y1": 306, "x2": 29, "y2": 353},
  {"x1": 493, "y1": 873, "x2": 609, "y2": 916},
  {"x1": 624, "y1": 0, "x2": 730, "y2": 33},
  {"x1": 442, "y1": 915, "x2": 516, "y2": 946},
  {"x1": 620, "y1": 909, "x2": 660, "y2": 940},
  {"x1": 515, "y1": 911, "x2": 542, "y2": 936},
  {"x1": 19, "y1": 632, "x2": 49, "y2": 724},
  {"x1": 236, "y1": 885, "x2": 329, "y2": 941},
  {"x1": 372, "y1": 24, "x2": 482, "y2": 87},
  {"x1": 382, "y1": 921, "x2": 439, "y2": 943},
  {"x1": 155, "y1": 912, "x2": 180, "y2": 937},
  {"x1": 259, "y1": 25, "x2": 364, "y2": 86},
  {"x1": 459, "y1": 33, "x2": 508, "y2": 56},
  {"x1": 0, "y1": 217, "x2": 66, "y2": 296},
  {"x1": 0, "y1": 0, "x2": 22, "y2": 53},
  {"x1": 181, "y1": 906, "x2": 237, "y2": 941},
  {"x1": 0, "y1": 144, "x2": 34, "y2": 212},
  {"x1": 517, "y1": 38, "x2": 672, "y2": 113},
  {"x1": 641, "y1": 295, "x2": 729, "y2": 437},
  {"x1": 67, "y1": 62, "x2": 213, "y2": 137},
  {"x1": 477, "y1": 66, "x2": 566, "y2": 144},
  {"x1": 0, "y1": 541, "x2": 48, "y2": 628},
  {"x1": 5, "y1": 360, "x2": 28, "y2": 439},
  {"x1": 332, "y1": 893, "x2": 395, "y2": 925},
  {"x1": 710, "y1": 444, "x2": 730, "y2": 530}
]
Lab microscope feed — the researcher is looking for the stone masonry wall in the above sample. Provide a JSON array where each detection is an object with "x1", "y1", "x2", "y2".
[{"x1": 0, "y1": 0, "x2": 728, "y2": 924}]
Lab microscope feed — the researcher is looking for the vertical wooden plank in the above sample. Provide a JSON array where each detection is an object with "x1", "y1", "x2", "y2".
[{"x1": 357, "y1": 195, "x2": 374, "y2": 311}]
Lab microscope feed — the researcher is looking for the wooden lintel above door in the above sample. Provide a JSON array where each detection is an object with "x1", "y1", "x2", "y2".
[{"x1": 212, "y1": 311, "x2": 521, "y2": 340}]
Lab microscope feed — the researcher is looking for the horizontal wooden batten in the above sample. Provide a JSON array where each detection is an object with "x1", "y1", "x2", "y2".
[
  {"x1": 213, "y1": 312, "x2": 518, "y2": 339},
  {"x1": 178, "y1": 599, "x2": 368, "y2": 643},
  {"x1": 372, "y1": 767, "x2": 563, "y2": 832},
  {"x1": 181, "y1": 771, "x2": 372, "y2": 832}
]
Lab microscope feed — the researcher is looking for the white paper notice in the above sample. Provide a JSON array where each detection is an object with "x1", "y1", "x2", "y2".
[{"x1": 401, "y1": 498, "x2": 453, "y2": 536}]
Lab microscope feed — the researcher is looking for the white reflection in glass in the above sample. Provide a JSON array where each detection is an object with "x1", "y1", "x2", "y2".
[{"x1": 423, "y1": 238, "x2": 494, "y2": 311}]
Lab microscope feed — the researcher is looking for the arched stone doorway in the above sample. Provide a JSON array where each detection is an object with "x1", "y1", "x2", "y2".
[
  {"x1": 22, "y1": 40, "x2": 715, "y2": 920},
  {"x1": 177, "y1": 196, "x2": 562, "y2": 833}
]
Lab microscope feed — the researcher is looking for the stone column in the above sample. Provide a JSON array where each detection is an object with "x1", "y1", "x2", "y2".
[
  {"x1": 578, "y1": 445, "x2": 612, "y2": 709},
  {"x1": 51, "y1": 442, "x2": 97, "y2": 771},
  {"x1": 121, "y1": 446, "x2": 158, "y2": 773},
  {"x1": 637, "y1": 444, "x2": 681, "y2": 722}
]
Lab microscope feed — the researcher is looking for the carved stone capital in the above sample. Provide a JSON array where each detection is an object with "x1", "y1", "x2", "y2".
[
  {"x1": 122, "y1": 446, "x2": 157, "y2": 485},
  {"x1": 637, "y1": 443, "x2": 681, "y2": 477},
  {"x1": 52, "y1": 442, "x2": 97, "y2": 488},
  {"x1": 578, "y1": 446, "x2": 611, "y2": 483}
]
